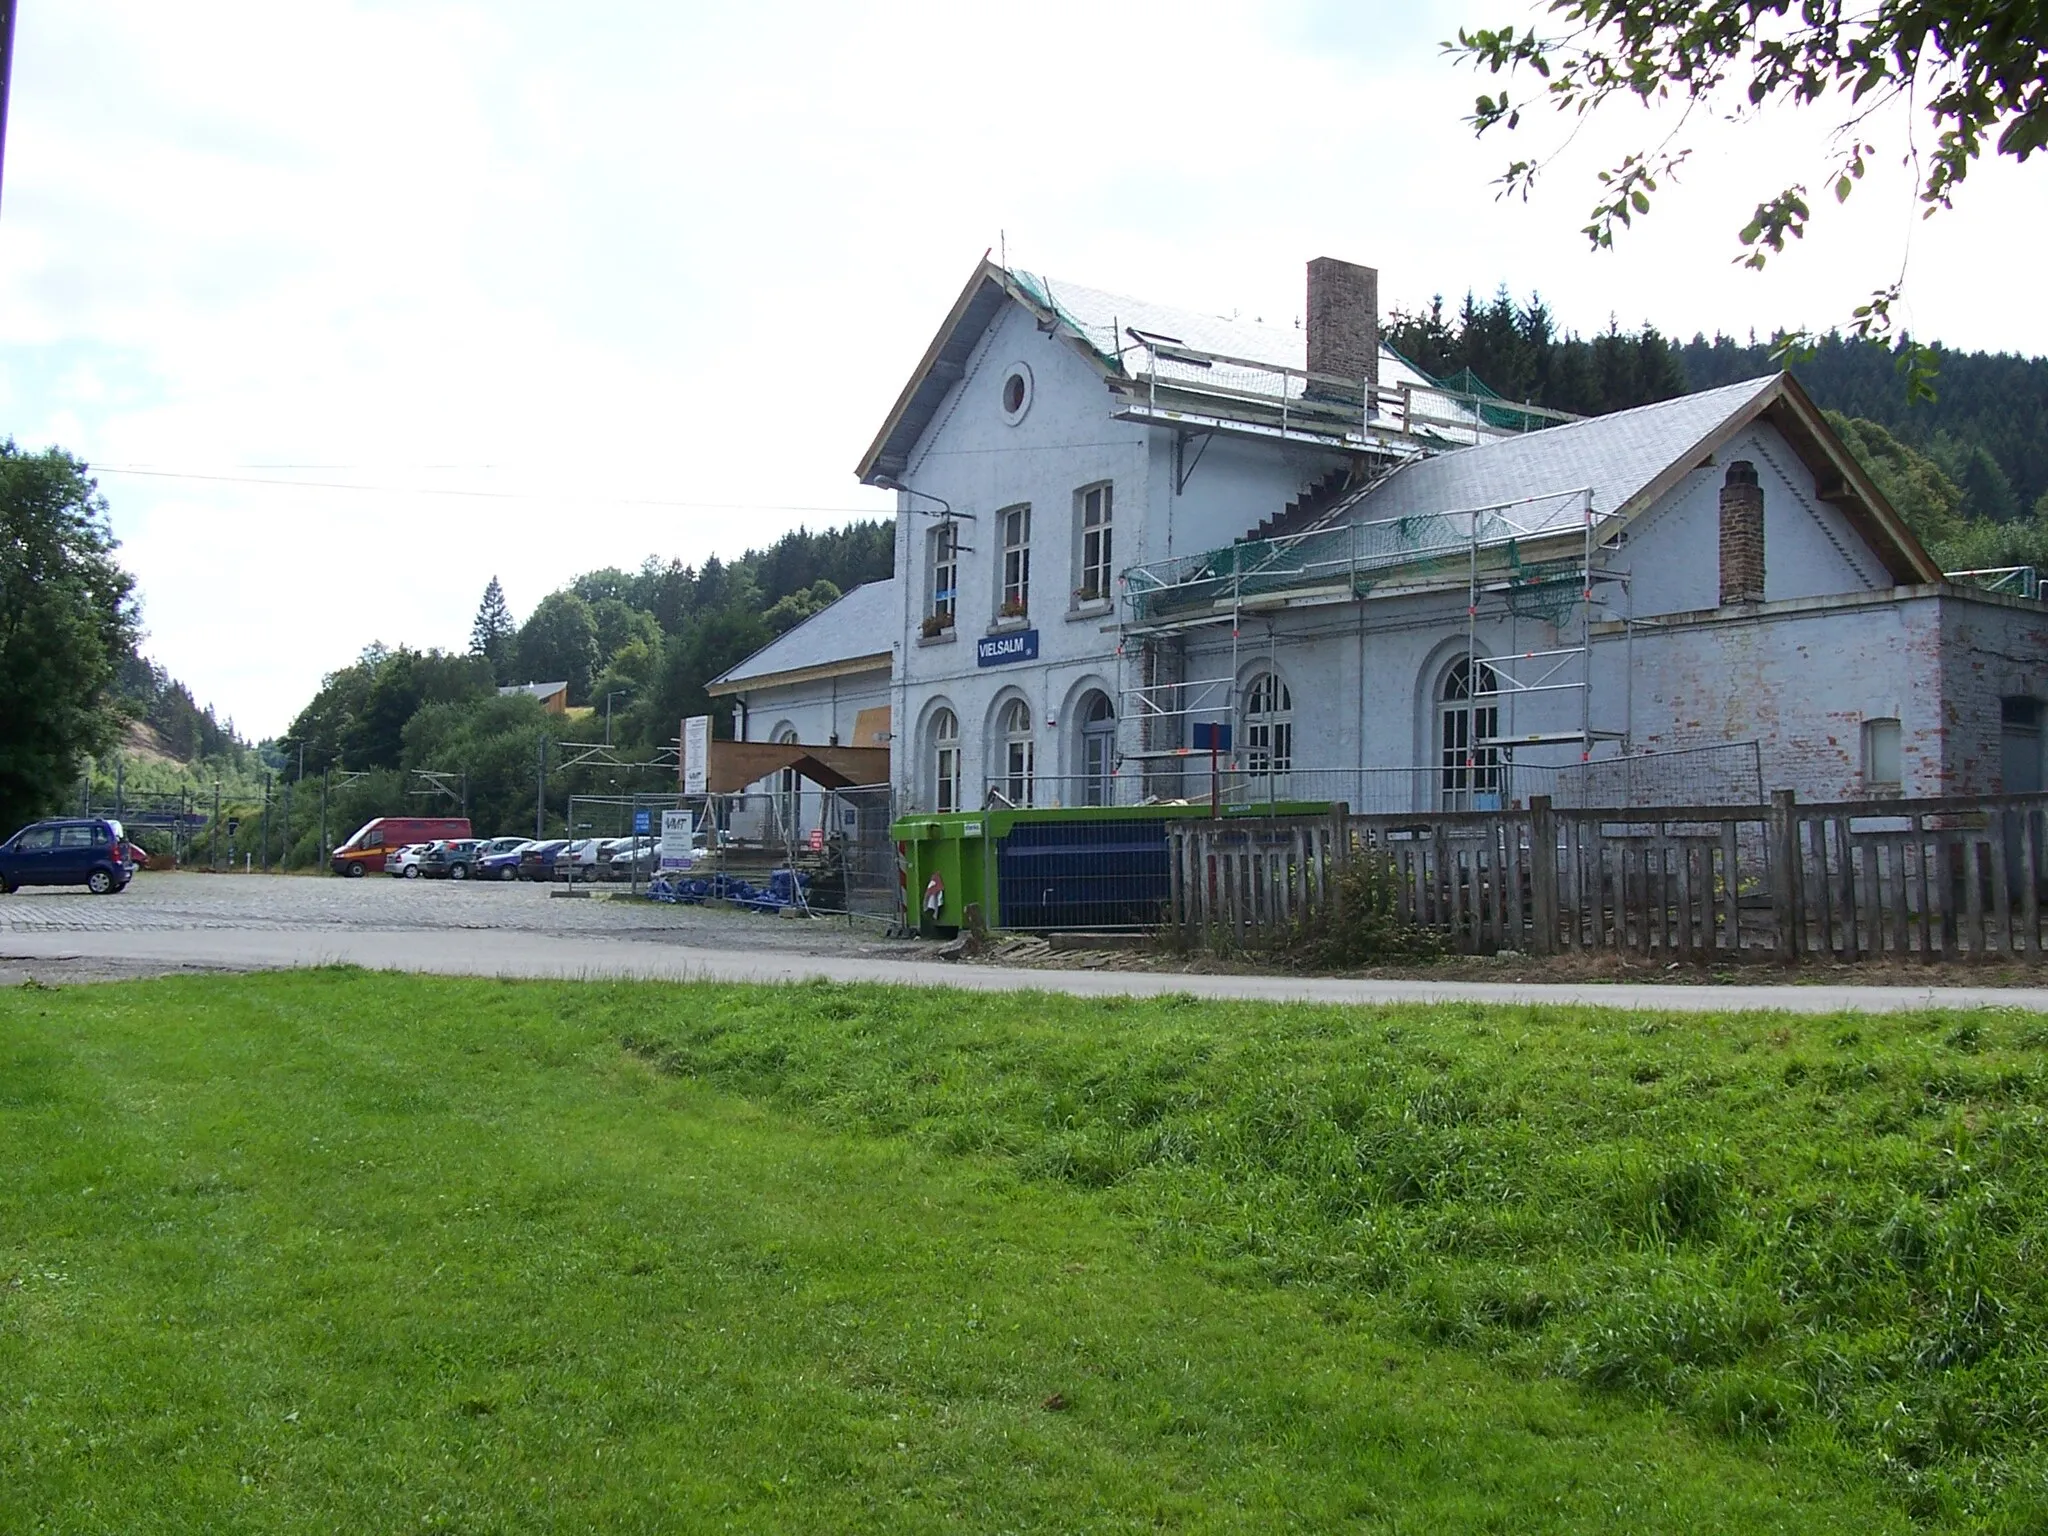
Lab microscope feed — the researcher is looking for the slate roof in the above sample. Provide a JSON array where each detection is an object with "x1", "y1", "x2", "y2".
[
  {"x1": 709, "y1": 580, "x2": 898, "y2": 692},
  {"x1": 1330, "y1": 376, "x2": 1783, "y2": 538},
  {"x1": 498, "y1": 681, "x2": 567, "y2": 700}
]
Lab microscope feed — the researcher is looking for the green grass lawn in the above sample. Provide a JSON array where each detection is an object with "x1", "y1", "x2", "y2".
[{"x1": 3, "y1": 976, "x2": 2044, "y2": 1532}]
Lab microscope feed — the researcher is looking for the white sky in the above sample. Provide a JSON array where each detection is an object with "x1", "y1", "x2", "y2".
[{"x1": 3, "y1": 1, "x2": 2039, "y2": 738}]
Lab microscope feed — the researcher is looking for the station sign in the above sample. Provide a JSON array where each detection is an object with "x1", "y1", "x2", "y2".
[{"x1": 975, "y1": 629, "x2": 1039, "y2": 667}]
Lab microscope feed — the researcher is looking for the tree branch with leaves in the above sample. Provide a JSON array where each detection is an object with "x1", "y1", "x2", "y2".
[{"x1": 1450, "y1": 2, "x2": 2048, "y2": 397}]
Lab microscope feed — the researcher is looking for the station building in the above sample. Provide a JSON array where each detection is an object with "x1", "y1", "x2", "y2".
[{"x1": 708, "y1": 255, "x2": 2048, "y2": 823}]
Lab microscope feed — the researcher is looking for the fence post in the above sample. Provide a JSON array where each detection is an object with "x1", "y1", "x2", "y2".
[
  {"x1": 1327, "y1": 803, "x2": 1349, "y2": 929},
  {"x1": 1769, "y1": 788, "x2": 1799, "y2": 961},
  {"x1": 1529, "y1": 795, "x2": 1557, "y2": 955}
]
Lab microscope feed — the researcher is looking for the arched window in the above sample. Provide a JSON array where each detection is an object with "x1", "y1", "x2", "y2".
[
  {"x1": 930, "y1": 708, "x2": 961, "y2": 813},
  {"x1": 1242, "y1": 670, "x2": 1293, "y2": 776},
  {"x1": 774, "y1": 727, "x2": 801, "y2": 840},
  {"x1": 1078, "y1": 691, "x2": 1116, "y2": 806},
  {"x1": 1438, "y1": 658, "x2": 1502, "y2": 810},
  {"x1": 1001, "y1": 698, "x2": 1035, "y2": 806}
]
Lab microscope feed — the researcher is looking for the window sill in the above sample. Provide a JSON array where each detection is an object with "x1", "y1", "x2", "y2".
[
  {"x1": 1066, "y1": 599, "x2": 1113, "y2": 621},
  {"x1": 989, "y1": 615, "x2": 1031, "y2": 633},
  {"x1": 916, "y1": 629, "x2": 958, "y2": 648}
]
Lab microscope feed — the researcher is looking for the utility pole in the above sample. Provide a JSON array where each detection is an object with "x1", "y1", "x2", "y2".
[
  {"x1": 114, "y1": 758, "x2": 124, "y2": 820},
  {"x1": 0, "y1": 0, "x2": 20, "y2": 219},
  {"x1": 282, "y1": 775, "x2": 293, "y2": 872},
  {"x1": 261, "y1": 772, "x2": 272, "y2": 873},
  {"x1": 212, "y1": 781, "x2": 222, "y2": 872},
  {"x1": 320, "y1": 769, "x2": 329, "y2": 868},
  {"x1": 535, "y1": 735, "x2": 547, "y2": 839}
]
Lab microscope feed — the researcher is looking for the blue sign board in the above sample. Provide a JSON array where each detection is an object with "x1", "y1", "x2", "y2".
[
  {"x1": 633, "y1": 809, "x2": 652, "y2": 834},
  {"x1": 1190, "y1": 722, "x2": 1232, "y2": 752},
  {"x1": 976, "y1": 628, "x2": 1040, "y2": 667}
]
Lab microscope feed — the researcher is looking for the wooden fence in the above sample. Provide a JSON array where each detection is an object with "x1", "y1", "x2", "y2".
[{"x1": 1164, "y1": 791, "x2": 2048, "y2": 963}]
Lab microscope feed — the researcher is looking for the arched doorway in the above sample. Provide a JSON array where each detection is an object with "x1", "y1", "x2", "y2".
[
  {"x1": 999, "y1": 697, "x2": 1035, "y2": 806},
  {"x1": 1438, "y1": 657, "x2": 1502, "y2": 810},
  {"x1": 929, "y1": 707, "x2": 961, "y2": 813},
  {"x1": 1077, "y1": 691, "x2": 1116, "y2": 806},
  {"x1": 774, "y1": 726, "x2": 801, "y2": 841},
  {"x1": 1242, "y1": 669, "x2": 1293, "y2": 777}
]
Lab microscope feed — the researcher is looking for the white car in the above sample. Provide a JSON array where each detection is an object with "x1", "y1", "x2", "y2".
[
  {"x1": 389, "y1": 843, "x2": 430, "y2": 879},
  {"x1": 556, "y1": 838, "x2": 604, "y2": 880}
]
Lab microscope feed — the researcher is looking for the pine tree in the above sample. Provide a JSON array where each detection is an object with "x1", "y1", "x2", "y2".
[{"x1": 470, "y1": 576, "x2": 515, "y2": 673}]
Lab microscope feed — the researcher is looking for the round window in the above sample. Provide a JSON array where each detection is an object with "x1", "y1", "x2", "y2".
[{"x1": 999, "y1": 363, "x2": 1033, "y2": 424}]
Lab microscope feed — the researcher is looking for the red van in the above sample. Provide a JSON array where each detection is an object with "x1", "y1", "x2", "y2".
[{"x1": 330, "y1": 816, "x2": 473, "y2": 877}]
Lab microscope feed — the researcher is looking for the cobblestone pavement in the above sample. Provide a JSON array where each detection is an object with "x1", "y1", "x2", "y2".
[{"x1": 0, "y1": 871, "x2": 908, "y2": 954}]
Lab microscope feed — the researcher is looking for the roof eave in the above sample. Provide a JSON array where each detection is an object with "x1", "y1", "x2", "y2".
[
  {"x1": 858, "y1": 259, "x2": 1041, "y2": 487},
  {"x1": 854, "y1": 260, "x2": 1138, "y2": 488},
  {"x1": 1767, "y1": 374, "x2": 1943, "y2": 582},
  {"x1": 707, "y1": 651, "x2": 893, "y2": 698},
  {"x1": 1599, "y1": 375, "x2": 1939, "y2": 583}
]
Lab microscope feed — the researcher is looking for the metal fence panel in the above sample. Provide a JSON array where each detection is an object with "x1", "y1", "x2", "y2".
[
  {"x1": 996, "y1": 817, "x2": 1178, "y2": 931},
  {"x1": 958, "y1": 743, "x2": 1765, "y2": 819}
]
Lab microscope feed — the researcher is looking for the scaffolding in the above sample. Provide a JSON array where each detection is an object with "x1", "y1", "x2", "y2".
[
  {"x1": 1103, "y1": 333, "x2": 1579, "y2": 457},
  {"x1": 1115, "y1": 485, "x2": 1625, "y2": 797}
]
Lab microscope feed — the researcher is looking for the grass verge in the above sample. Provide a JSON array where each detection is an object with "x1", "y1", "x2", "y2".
[{"x1": 3, "y1": 972, "x2": 2041, "y2": 1530}]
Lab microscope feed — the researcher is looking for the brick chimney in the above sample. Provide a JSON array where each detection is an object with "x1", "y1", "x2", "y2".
[
  {"x1": 1306, "y1": 257, "x2": 1378, "y2": 397},
  {"x1": 1719, "y1": 460, "x2": 1765, "y2": 605}
]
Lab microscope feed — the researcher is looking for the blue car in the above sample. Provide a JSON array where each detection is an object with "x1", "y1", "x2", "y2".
[
  {"x1": 474, "y1": 837, "x2": 532, "y2": 881},
  {"x1": 518, "y1": 839, "x2": 570, "y2": 882},
  {"x1": 0, "y1": 817, "x2": 135, "y2": 895}
]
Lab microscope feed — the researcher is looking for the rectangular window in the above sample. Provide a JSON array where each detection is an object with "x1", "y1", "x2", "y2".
[
  {"x1": 2002, "y1": 696, "x2": 2042, "y2": 795},
  {"x1": 998, "y1": 504, "x2": 1031, "y2": 617},
  {"x1": 1862, "y1": 717, "x2": 1902, "y2": 794},
  {"x1": 928, "y1": 523, "x2": 957, "y2": 628},
  {"x1": 1076, "y1": 484, "x2": 1113, "y2": 604}
]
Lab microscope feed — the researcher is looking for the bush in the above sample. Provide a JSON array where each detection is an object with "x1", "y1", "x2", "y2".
[{"x1": 1287, "y1": 842, "x2": 1444, "y2": 967}]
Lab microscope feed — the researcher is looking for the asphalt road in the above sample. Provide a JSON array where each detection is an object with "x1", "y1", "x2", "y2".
[{"x1": 4, "y1": 872, "x2": 2048, "y2": 1015}]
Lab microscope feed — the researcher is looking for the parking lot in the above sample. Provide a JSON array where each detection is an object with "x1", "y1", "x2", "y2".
[
  {"x1": 0, "y1": 870, "x2": 909, "y2": 963},
  {"x1": 7, "y1": 868, "x2": 2048, "y2": 1014}
]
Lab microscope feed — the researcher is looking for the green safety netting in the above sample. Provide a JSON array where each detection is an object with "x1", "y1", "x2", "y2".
[
  {"x1": 1434, "y1": 368, "x2": 1553, "y2": 434},
  {"x1": 1501, "y1": 541, "x2": 1587, "y2": 627},
  {"x1": 1127, "y1": 512, "x2": 1584, "y2": 627}
]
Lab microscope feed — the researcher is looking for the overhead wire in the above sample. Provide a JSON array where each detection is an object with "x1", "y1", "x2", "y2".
[{"x1": 87, "y1": 464, "x2": 892, "y2": 515}]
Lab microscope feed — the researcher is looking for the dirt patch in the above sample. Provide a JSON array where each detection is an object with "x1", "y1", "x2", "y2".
[
  {"x1": 963, "y1": 934, "x2": 2048, "y2": 988},
  {"x1": 0, "y1": 952, "x2": 246, "y2": 986}
]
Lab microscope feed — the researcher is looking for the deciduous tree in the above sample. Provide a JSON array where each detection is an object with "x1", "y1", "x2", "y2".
[
  {"x1": 514, "y1": 592, "x2": 601, "y2": 706},
  {"x1": 0, "y1": 446, "x2": 138, "y2": 833},
  {"x1": 1452, "y1": 2, "x2": 2048, "y2": 392}
]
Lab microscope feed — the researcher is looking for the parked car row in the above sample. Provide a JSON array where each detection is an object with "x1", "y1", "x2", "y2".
[
  {"x1": 513, "y1": 835, "x2": 697, "y2": 882},
  {"x1": 378, "y1": 835, "x2": 699, "y2": 883}
]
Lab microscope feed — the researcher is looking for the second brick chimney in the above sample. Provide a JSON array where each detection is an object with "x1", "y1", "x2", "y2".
[
  {"x1": 1306, "y1": 257, "x2": 1378, "y2": 397},
  {"x1": 1719, "y1": 460, "x2": 1765, "y2": 605}
]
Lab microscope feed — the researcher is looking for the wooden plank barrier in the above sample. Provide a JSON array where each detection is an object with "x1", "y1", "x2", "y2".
[{"x1": 1164, "y1": 791, "x2": 2048, "y2": 961}]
